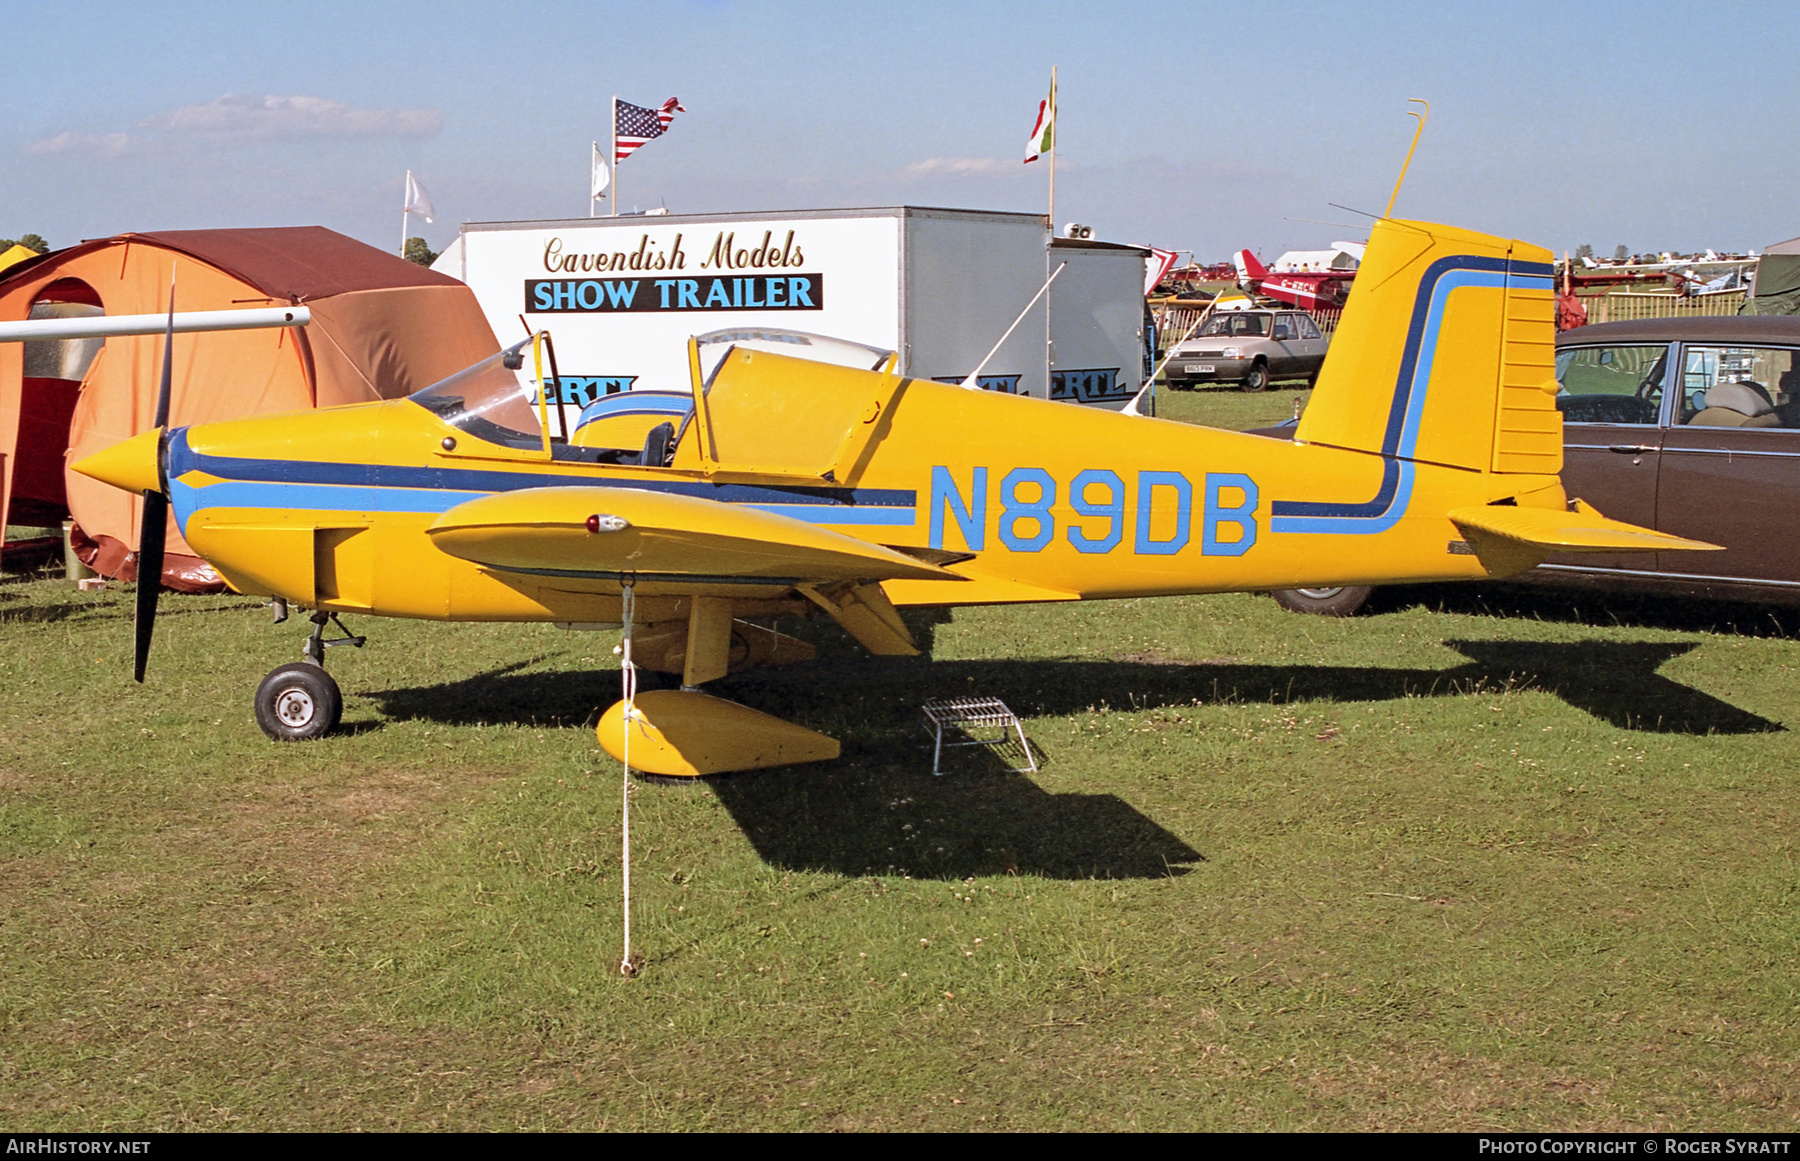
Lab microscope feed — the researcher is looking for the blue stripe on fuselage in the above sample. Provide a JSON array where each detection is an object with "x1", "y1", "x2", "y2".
[
  {"x1": 164, "y1": 428, "x2": 917, "y2": 535},
  {"x1": 1270, "y1": 258, "x2": 1552, "y2": 535},
  {"x1": 747, "y1": 504, "x2": 916, "y2": 526},
  {"x1": 169, "y1": 478, "x2": 490, "y2": 526}
]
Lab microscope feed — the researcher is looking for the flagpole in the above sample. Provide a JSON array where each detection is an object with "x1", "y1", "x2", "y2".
[
  {"x1": 1048, "y1": 67, "x2": 1057, "y2": 235},
  {"x1": 610, "y1": 97, "x2": 618, "y2": 218},
  {"x1": 1047, "y1": 67, "x2": 1056, "y2": 403},
  {"x1": 401, "y1": 169, "x2": 410, "y2": 257},
  {"x1": 590, "y1": 142, "x2": 597, "y2": 218}
]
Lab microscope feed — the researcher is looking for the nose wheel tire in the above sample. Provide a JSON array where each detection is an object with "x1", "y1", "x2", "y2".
[
  {"x1": 254, "y1": 662, "x2": 343, "y2": 741},
  {"x1": 1271, "y1": 585, "x2": 1374, "y2": 617}
]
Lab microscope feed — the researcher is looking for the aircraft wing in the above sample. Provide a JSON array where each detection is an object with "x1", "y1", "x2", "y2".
[
  {"x1": 427, "y1": 486, "x2": 961, "y2": 585},
  {"x1": 1448, "y1": 500, "x2": 1719, "y2": 559}
]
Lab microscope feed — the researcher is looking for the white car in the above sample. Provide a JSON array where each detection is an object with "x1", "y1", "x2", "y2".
[{"x1": 1165, "y1": 309, "x2": 1329, "y2": 392}]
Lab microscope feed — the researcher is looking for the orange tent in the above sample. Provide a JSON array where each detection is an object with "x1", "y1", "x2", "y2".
[{"x1": 0, "y1": 228, "x2": 499, "y2": 589}]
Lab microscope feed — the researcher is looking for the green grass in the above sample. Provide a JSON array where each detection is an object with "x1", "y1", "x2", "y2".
[
  {"x1": 3, "y1": 391, "x2": 1799, "y2": 1130},
  {"x1": 1154, "y1": 383, "x2": 1311, "y2": 431}
]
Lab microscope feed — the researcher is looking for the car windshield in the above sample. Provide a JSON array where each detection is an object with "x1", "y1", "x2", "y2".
[
  {"x1": 409, "y1": 338, "x2": 543, "y2": 448},
  {"x1": 1195, "y1": 313, "x2": 1269, "y2": 338}
]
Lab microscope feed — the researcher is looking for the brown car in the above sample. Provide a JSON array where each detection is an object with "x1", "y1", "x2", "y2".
[{"x1": 1269, "y1": 317, "x2": 1800, "y2": 614}]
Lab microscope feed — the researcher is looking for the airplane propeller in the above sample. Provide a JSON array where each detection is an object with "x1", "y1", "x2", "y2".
[{"x1": 133, "y1": 278, "x2": 176, "y2": 683}]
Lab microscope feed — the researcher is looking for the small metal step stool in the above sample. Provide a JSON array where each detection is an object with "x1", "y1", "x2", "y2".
[{"x1": 920, "y1": 696, "x2": 1037, "y2": 775}]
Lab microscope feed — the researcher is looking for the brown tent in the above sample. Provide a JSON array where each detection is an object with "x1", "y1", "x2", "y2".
[{"x1": 0, "y1": 227, "x2": 500, "y2": 589}]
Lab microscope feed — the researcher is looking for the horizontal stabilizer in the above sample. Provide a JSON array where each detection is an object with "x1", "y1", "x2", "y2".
[
  {"x1": 428, "y1": 486, "x2": 961, "y2": 585},
  {"x1": 1448, "y1": 499, "x2": 1719, "y2": 578},
  {"x1": 1448, "y1": 500, "x2": 1720, "y2": 554}
]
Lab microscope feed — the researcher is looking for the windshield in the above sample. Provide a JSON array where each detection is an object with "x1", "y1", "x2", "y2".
[
  {"x1": 410, "y1": 338, "x2": 543, "y2": 448},
  {"x1": 1196, "y1": 313, "x2": 1269, "y2": 338},
  {"x1": 693, "y1": 328, "x2": 894, "y2": 388}
]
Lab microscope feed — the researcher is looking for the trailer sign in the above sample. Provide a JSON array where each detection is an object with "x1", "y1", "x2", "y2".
[
  {"x1": 544, "y1": 375, "x2": 637, "y2": 403},
  {"x1": 525, "y1": 274, "x2": 824, "y2": 313},
  {"x1": 1051, "y1": 367, "x2": 1128, "y2": 403},
  {"x1": 441, "y1": 208, "x2": 1146, "y2": 407}
]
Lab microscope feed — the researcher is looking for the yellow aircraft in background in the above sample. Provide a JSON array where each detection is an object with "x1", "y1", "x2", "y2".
[{"x1": 75, "y1": 217, "x2": 1717, "y2": 775}]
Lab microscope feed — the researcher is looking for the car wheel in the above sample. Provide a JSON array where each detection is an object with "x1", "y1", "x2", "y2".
[
  {"x1": 1270, "y1": 586, "x2": 1374, "y2": 617},
  {"x1": 1242, "y1": 362, "x2": 1270, "y2": 392},
  {"x1": 254, "y1": 662, "x2": 343, "y2": 741}
]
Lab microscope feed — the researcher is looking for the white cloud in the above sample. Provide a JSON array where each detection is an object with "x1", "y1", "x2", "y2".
[
  {"x1": 27, "y1": 130, "x2": 130, "y2": 157},
  {"x1": 140, "y1": 94, "x2": 442, "y2": 139},
  {"x1": 899, "y1": 156, "x2": 1018, "y2": 178},
  {"x1": 27, "y1": 94, "x2": 442, "y2": 157}
]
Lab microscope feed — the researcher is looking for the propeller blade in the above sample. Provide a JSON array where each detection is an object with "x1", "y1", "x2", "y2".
[
  {"x1": 133, "y1": 489, "x2": 167, "y2": 684},
  {"x1": 154, "y1": 275, "x2": 174, "y2": 427},
  {"x1": 133, "y1": 273, "x2": 177, "y2": 683}
]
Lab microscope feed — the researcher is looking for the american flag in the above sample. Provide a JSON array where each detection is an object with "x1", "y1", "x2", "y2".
[{"x1": 615, "y1": 97, "x2": 685, "y2": 163}]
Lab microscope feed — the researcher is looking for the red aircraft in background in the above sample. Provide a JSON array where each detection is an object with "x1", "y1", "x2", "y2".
[{"x1": 1231, "y1": 248, "x2": 1356, "y2": 311}]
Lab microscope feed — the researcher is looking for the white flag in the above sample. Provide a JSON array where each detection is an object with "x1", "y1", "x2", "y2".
[
  {"x1": 1024, "y1": 79, "x2": 1055, "y2": 164},
  {"x1": 590, "y1": 142, "x2": 610, "y2": 199},
  {"x1": 403, "y1": 171, "x2": 435, "y2": 223}
]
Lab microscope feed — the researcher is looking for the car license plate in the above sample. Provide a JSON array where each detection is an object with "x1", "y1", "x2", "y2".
[{"x1": 1185, "y1": 363, "x2": 1214, "y2": 373}]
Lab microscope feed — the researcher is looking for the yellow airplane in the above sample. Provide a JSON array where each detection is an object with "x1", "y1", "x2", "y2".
[{"x1": 75, "y1": 217, "x2": 1716, "y2": 776}]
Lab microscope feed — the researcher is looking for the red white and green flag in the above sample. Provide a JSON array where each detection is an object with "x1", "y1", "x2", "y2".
[{"x1": 1023, "y1": 78, "x2": 1055, "y2": 164}]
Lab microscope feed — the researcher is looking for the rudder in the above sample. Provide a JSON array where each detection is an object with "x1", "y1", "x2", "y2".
[
  {"x1": 1233, "y1": 248, "x2": 1267, "y2": 285},
  {"x1": 1292, "y1": 218, "x2": 1559, "y2": 478}
]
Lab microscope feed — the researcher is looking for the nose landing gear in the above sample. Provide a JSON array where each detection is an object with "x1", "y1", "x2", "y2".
[{"x1": 253, "y1": 611, "x2": 365, "y2": 741}]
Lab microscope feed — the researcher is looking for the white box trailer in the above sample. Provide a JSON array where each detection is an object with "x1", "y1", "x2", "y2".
[
  {"x1": 1045, "y1": 236, "x2": 1159, "y2": 406},
  {"x1": 432, "y1": 206, "x2": 1150, "y2": 435}
]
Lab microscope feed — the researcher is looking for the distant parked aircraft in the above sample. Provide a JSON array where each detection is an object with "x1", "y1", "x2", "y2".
[{"x1": 1231, "y1": 246, "x2": 1357, "y2": 311}]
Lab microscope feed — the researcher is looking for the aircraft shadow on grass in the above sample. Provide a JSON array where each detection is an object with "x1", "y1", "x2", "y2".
[
  {"x1": 365, "y1": 659, "x2": 1206, "y2": 880},
  {"x1": 0, "y1": 594, "x2": 256, "y2": 627},
  {"x1": 1374, "y1": 582, "x2": 1800, "y2": 640},
  {"x1": 363, "y1": 637, "x2": 1778, "y2": 880},
  {"x1": 0, "y1": 601, "x2": 79, "y2": 625},
  {"x1": 702, "y1": 760, "x2": 1205, "y2": 881},
  {"x1": 710, "y1": 637, "x2": 1782, "y2": 739}
]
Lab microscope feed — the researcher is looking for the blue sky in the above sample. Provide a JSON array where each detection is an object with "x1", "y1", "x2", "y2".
[{"x1": 5, "y1": 1, "x2": 1798, "y2": 260}]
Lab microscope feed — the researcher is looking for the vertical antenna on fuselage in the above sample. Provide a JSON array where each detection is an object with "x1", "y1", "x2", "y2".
[{"x1": 1384, "y1": 99, "x2": 1430, "y2": 219}]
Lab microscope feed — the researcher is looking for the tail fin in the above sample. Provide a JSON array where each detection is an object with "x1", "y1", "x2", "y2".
[
  {"x1": 1292, "y1": 217, "x2": 1560, "y2": 479},
  {"x1": 1232, "y1": 248, "x2": 1267, "y2": 286}
]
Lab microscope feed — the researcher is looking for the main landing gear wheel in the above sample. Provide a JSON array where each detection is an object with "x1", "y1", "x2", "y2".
[
  {"x1": 1271, "y1": 585, "x2": 1374, "y2": 617},
  {"x1": 255, "y1": 662, "x2": 343, "y2": 741}
]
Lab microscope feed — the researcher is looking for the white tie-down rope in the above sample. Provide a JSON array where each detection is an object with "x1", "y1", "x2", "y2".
[{"x1": 619, "y1": 582, "x2": 638, "y2": 977}]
